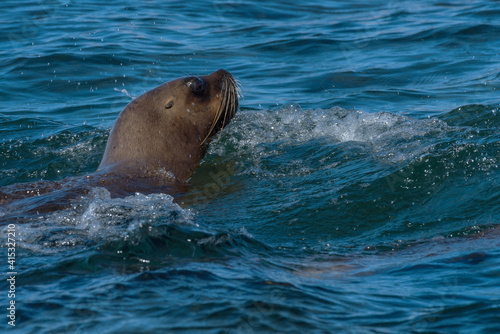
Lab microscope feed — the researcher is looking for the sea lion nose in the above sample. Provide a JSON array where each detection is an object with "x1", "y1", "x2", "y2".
[{"x1": 215, "y1": 69, "x2": 232, "y2": 78}]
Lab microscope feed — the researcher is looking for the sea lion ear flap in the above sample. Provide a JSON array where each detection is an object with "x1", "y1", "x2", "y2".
[{"x1": 165, "y1": 101, "x2": 174, "y2": 109}]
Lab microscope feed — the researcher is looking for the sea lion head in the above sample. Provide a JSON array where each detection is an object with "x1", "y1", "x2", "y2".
[{"x1": 98, "y1": 69, "x2": 239, "y2": 182}]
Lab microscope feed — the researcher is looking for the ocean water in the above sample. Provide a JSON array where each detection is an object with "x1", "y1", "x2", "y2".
[{"x1": 1, "y1": 0, "x2": 500, "y2": 333}]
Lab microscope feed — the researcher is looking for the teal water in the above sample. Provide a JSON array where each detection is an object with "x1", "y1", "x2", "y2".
[{"x1": 1, "y1": 1, "x2": 500, "y2": 333}]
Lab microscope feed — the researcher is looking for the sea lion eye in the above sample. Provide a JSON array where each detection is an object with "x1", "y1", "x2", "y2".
[
  {"x1": 191, "y1": 79, "x2": 205, "y2": 94},
  {"x1": 165, "y1": 101, "x2": 174, "y2": 109}
]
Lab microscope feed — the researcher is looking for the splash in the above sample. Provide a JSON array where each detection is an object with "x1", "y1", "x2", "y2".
[{"x1": 9, "y1": 187, "x2": 195, "y2": 253}]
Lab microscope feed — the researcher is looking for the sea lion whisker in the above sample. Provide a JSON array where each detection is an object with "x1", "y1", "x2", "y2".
[
  {"x1": 218, "y1": 80, "x2": 230, "y2": 136},
  {"x1": 218, "y1": 77, "x2": 235, "y2": 138},
  {"x1": 201, "y1": 111, "x2": 221, "y2": 145},
  {"x1": 200, "y1": 83, "x2": 226, "y2": 145},
  {"x1": 198, "y1": 73, "x2": 238, "y2": 147},
  {"x1": 232, "y1": 82, "x2": 237, "y2": 117},
  {"x1": 233, "y1": 77, "x2": 243, "y2": 99},
  {"x1": 221, "y1": 81, "x2": 230, "y2": 129},
  {"x1": 228, "y1": 90, "x2": 234, "y2": 121}
]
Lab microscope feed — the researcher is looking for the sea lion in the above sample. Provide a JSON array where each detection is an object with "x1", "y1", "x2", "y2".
[
  {"x1": 98, "y1": 69, "x2": 239, "y2": 184},
  {"x1": 0, "y1": 69, "x2": 239, "y2": 214}
]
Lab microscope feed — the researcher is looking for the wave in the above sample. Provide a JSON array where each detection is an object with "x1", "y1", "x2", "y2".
[
  {"x1": 1, "y1": 105, "x2": 498, "y2": 253},
  {"x1": 195, "y1": 104, "x2": 499, "y2": 248},
  {"x1": 0, "y1": 118, "x2": 107, "y2": 186}
]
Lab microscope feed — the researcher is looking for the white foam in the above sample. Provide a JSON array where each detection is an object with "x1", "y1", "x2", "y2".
[
  {"x1": 7, "y1": 187, "x2": 196, "y2": 253},
  {"x1": 213, "y1": 106, "x2": 450, "y2": 165}
]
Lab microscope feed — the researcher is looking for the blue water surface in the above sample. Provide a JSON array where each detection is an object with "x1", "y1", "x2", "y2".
[{"x1": 1, "y1": 0, "x2": 500, "y2": 333}]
